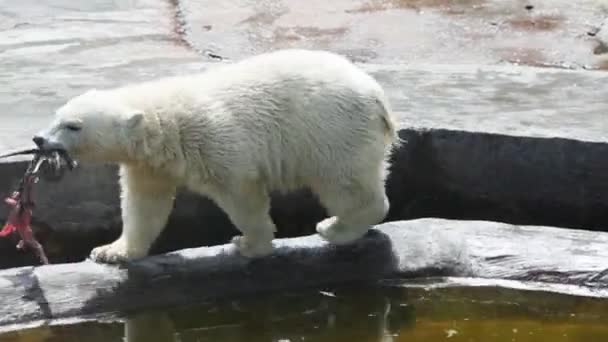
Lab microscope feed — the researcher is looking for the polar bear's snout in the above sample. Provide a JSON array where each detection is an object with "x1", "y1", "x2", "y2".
[
  {"x1": 32, "y1": 131, "x2": 67, "y2": 152},
  {"x1": 32, "y1": 135, "x2": 45, "y2": 148}
]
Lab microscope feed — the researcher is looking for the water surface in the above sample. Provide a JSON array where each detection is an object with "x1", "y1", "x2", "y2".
[{"x1": 1, "y1": 280, "x2": 607, "y2": 341}]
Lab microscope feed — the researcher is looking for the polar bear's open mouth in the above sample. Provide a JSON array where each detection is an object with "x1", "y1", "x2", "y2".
[
  {"x1": 40, "y1": 148, "x2": 78, "y2": 175},
  {"x1": 0, "y1": 147, "x2": 78, "y2": 174}
]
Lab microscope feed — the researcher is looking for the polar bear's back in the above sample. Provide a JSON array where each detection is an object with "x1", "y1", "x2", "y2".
[
  {"x1": 194, "y1": 50, "x2": 393, "y2": 190},
  {"x1": 214, "y1": 50, "x2": 394, "y2": 189},
  {"x1": 128, "y1": 50, "x2": 396, "y2": 191}
]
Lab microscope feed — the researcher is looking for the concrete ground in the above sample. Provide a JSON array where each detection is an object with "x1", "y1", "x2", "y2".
[
  {"x1": 180, "y1": 0, "x2": 608, "y2": 68},
  {"x1": 1, "y1": 218, "x2": 608, "y2": 332},
  {"x1": 1, "y1": 0, "x2": 607, "y2": 153}
]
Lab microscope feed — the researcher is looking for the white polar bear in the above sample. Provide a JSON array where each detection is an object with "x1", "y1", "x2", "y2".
[{"x1": 34, "y1": 49, "x2": 399, "y2": 264}]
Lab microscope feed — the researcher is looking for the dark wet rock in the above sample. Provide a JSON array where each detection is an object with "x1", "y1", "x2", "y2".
[{"x1": 0, "y1": 218, "x2": 607, "y2": 333}]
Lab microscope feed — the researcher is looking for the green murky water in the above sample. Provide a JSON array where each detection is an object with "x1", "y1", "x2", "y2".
[{"x1": 1, "y1": 281, "x2": 608, "y2": 342}]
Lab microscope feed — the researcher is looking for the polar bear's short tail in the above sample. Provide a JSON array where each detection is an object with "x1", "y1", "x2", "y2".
[{"x1": 375, "y1": 95, "x2": 401, "y2": 149}]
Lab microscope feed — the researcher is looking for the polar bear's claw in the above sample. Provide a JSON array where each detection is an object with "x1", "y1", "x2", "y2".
[
  {"x1": 316, "y1": 216, "x2": 369, "y2": 245},
  {"x1": 90, "y1": 239, "x2": 146, "y2": 264}
]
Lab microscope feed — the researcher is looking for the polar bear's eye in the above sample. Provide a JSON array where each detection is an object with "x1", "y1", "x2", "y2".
[
  {"x1": 65, "y1": 124, "x2": 82, "y2": 132},
  {"x1": 64, "y1": 123, "x2": 82, "y2": 132}
]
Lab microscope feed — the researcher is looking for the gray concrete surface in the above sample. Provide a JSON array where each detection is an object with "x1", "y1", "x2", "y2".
[
  {"x1": 1, "y1": 0, "x2": 607, "y2": 154},
  {"x1": 1, "y1": 218, "x2": 607, "y2": 333},
  {"x1": 0, "y1": 0, "x2": 211, "y2": 154},
  {"x1": 2, "y1": 0, "x2": 606, "y2": 148},
  {"x1": 179, "y1": 0, "x2": 608, "y2": 69},
  {"x1": 374, "y1": 64, "x2": 608, "y2": 143},
  {"x1": 4, "y1": 62, "x2": 608, "y2": 155}
]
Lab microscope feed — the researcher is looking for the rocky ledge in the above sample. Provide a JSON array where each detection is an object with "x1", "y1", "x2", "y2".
[{"x1": 0, "y1": 218, "x2": 607, "y2": 333}]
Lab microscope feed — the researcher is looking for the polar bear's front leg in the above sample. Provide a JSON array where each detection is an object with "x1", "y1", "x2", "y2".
[{"x1": 90, "y1": 166, "x2": 176, "y2": 264}]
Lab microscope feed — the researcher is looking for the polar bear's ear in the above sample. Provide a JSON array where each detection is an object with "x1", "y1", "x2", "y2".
[{"x1": 126, "y1": 111, "x2": 144, "y2": 130}]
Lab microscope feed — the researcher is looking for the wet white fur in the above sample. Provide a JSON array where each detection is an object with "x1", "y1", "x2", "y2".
[{"x1": 39, "y1": 49, "x2": 398, "y2": 263}]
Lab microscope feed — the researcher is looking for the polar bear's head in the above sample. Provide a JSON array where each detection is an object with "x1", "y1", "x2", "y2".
[{"x1": 33, "y1": 89, "x2": 144, "y2": 163}]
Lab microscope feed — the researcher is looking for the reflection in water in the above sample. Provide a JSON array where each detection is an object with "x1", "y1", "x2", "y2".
[
  {"x1": 123, "y1": 285, "x2": 413, "y2": 342},
  {"x1": 125, "y1": 311, "x2": 175, "y2": 342},
  {"x1": 2, "y1": 281, "x2": 608, "y2": 341}
]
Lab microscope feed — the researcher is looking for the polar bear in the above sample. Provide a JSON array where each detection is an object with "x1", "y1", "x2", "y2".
[{"x1": 33, "y1": 49, "x2": 398, "y2": 264}]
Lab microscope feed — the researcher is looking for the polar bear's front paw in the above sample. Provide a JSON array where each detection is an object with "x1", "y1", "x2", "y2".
[
  {"x1": 316, "y1": 216, "x2": 368, "y2": 245},
  {"x1": 90, "y1": 239, "x2": 147, "y2": 264},
  {"x1": 231, "y1": 235, "x2": 273, "y2": 258}
]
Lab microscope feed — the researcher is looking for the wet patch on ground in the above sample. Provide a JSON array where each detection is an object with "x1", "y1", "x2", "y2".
[
  {"x1": 594, "y1": 39, "x2": 608, "y2": 55},
  {"x1": 175, "y1": 0, "x2": 607, "y2": 70},
  {"x1": 271, "y1": 26, "x2": 350, "y2": 47},
  {"x1": 496, "y1": 47, "x2": 551, "y2": 68},
  {"x1": 506, "y1": 14, "x2": 563, "y2": 31},
  {"x1": 240, "y1": 10, "x2": 288, "y2": 26},
  {"x1": 596, "y1": 58, "x2": 608, "y2": 70},
  {"x1": 493, "y1": 46, "x2": 588, "y2": 70},
  {"x1": 345, "y1": 0, "x2": 487, "y2": 14}
]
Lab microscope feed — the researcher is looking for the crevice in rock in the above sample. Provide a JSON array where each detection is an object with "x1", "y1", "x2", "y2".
[{"x1": 166, "y1": 0, "x2": 228, "y2": 61}]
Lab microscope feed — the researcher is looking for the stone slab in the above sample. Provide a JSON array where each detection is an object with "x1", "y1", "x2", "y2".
[{"x1": 0, "y1": 218, "x2": 607, "y2": 333}]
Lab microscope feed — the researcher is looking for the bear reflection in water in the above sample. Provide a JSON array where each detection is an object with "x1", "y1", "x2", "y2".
[{"x1": 124, "y1": 286, "x2": 411, "y2": 342}]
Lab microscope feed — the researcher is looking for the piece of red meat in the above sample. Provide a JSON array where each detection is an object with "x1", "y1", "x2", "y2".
[{"x1": 1, "y1": 176, "x2": 49, "y2": 264}]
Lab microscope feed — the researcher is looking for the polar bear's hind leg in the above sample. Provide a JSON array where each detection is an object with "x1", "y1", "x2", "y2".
[{"x1": 314, "y1": 167, "x2": 389, "y2": 245}]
